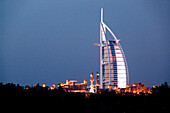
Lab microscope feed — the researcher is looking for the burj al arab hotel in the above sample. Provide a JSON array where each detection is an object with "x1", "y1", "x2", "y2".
[{"x1": 96, "y1": 8, "x2": 129, "y2": 89}]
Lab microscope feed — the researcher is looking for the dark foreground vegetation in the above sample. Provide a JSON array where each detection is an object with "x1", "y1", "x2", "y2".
[{"x1": 0, "y1": 82, "x2": 169, "y2": 113}]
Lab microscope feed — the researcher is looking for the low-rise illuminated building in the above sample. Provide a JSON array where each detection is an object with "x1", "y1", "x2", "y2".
[
  {"x1": 115, "y1": 83, "x2": 152, "y2": 94},
  {"x1": 58, "y1": 80, "x2": 87, "y2": 93}
]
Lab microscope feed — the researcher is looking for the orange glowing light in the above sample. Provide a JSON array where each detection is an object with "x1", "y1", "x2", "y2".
[
  {"x1": 33, "y1": 84, "x2": 36, "y2": 87},
  {"x1": 25, "y1": 86, "x2": 30, "y2": 90},
  {"x1": 126, "y1": 84, "x2": 129, "y2": 88},
  {"x1": 84, "y1": 80, "x2": 87, "y2": 84},
  {"x1": 153, "y1": 85, "x2": 156, "y2": 88},
  {"x1": 133, "y1": 91, "x2": 136, "y2": 93},
  {"x1": 60, "y1": 83, "x2": 64, "y2": 86},
  {"x1": 132, "y1": 83, "x2": 136, "y2": 87},
  {"x1": 108, "y1": 85, "x2": 111, "y2": 89},
  {"x1": 90, "y1": 73, "x2": 93, "y2": 77},
  {"x1": 52, "y1": 84, "x2": 55, "y2": 88},
  {"x1": 113, "y1": 86, "x2": 118, "y2": 90},
  {"x1": 51, "y1": 86, "x2": 55, "y2": 90},
  {"x1": 96, "y1": 84, "x2": 100, "y2": 87},
  {"x1": 42, "y1": 84, "x2": 46, "y2": 87}
]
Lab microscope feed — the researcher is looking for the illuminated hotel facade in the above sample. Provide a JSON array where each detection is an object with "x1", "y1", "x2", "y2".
[
  {"x1": 97, "y1": 8, "x2": 129, "y2": 89},
  {"x1": 58, "y1": 80, "x2": 87, "y2": 93}
]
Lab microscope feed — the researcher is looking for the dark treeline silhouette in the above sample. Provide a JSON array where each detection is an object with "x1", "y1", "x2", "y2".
[{"x1": 0, "y1": 82, "x2": 169, "y2": 113}]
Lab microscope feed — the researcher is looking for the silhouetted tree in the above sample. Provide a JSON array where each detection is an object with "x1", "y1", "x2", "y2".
[
  {"x1": 161, "y1": 82, "x2": 169, "y2": 88},
  {"x1": 0, "y1": 82, "x2": 169, "y2": 112}
]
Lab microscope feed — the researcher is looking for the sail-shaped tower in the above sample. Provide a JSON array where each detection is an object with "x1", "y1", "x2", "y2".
[{"x1": 98, "y1": 8, "x2": 129, "y2": 89}]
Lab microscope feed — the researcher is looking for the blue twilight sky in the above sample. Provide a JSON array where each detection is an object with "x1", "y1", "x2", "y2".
[{"x1": 0, "y1": 0, "x2": 169, "y2": 87}]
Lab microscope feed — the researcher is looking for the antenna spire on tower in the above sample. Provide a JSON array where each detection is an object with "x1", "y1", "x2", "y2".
[{"x1": 101, "y1": 8, "x2": 103, "y2": 22}]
